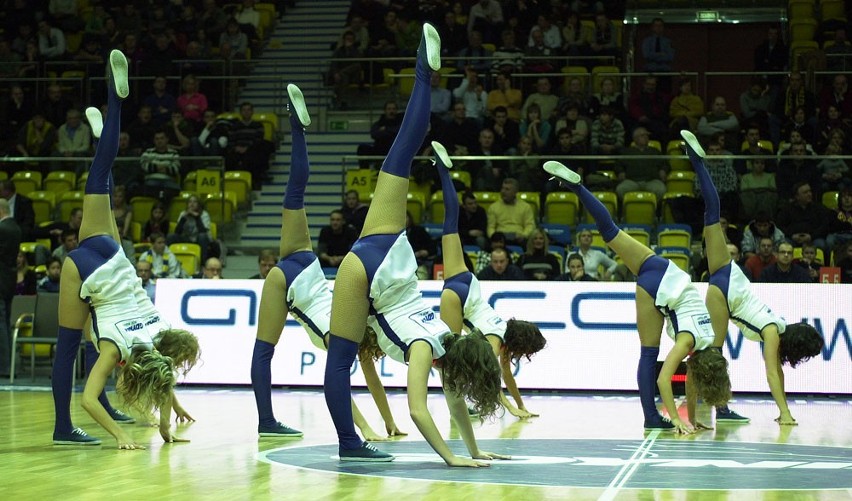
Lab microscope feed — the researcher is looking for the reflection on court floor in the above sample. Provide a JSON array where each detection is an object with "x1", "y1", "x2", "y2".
[{"x1": 261, "y1": 438, "x2": 852, "y2": 491}]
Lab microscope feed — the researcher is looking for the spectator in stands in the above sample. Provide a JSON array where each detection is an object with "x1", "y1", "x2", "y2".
[
  {"x1": 111, "y1": 185, "x2": 135, "y2": 262},
  {"x1": 165, "y1": 110, "x2": 194, "y2": 154},
  {"x1": 487, "y1": 72, "x2": 522, "y2": 121},
  {"x1": 521, "y1": 77, "x2": 559, "y2": 122},
  {"x1": 776, "y1": 182, "x2": 830, "y2": 254},
  {"x1": 828, "y1": 188, "x2": 852, "y2": 254},
  {"x1": 0, "y1": 180, "x2": 33, "y2": 244},
  {"x1": 815, "y1": 104, "x2": 851, "y2": 152},
  {"x1": 468, "y1": 0, "x2": 503, "y2": 45},
  {"x1": 559, "y1": 77, "x2": 591, "y2": 118},
  {"x1": 55, "y1": 109, "x2": 92, "y2": 162},
  {"x1": 758, "y1": 242, "x2": 811, "y2": 283},
  {"x1": 511, "y1": 135, "x2": 545, "y2": 192},
  {"x1": 697, "y1": 96, "x2": 740, "y2": 147},
  {"x1": 200, "y1": 0, "x2": 228, "y2": 42},
  {"x1": 628, "y1": 76, "x2": 669, "y2": 143},
  {"x1": 140, "y1": 232, "x2": 182, "y2": 279},
  {"x1": 744, "y1": 236, "x2": 776, "y2": 279},
  {"x1": 458, "y1": 191, "x2": 488, "y2": 249},
  {"x1": 141, "y1": 131, "x2": 182, "y2": 201},
  {"x1": 453, "y1": 67, "x2": 489, "y2": 124},
  {"x1": 641, "y1": 18, "x2": 674, "y2": 73},
  {"x1": 395, "y1": 12, "x2": 422, "y2": 58},
  {"x1": 201, "y1": 257, "x2": 223, "y2": 279},
  {"x1": 547, "y1": 126, "x2": 584, "y2": 168},
  {"x1": 589, "y1": 76, "x2": 624, "y2": 121},
  {"x1": 328, "y1": 31, "x2": 364, "y2": 109},
  {"x1": 177, "y1": 75, "x2": 208, "y2": 125},
  {"x1": 36, "y1": 19, "x2": 65, "y2": 61},
  {"x1": 699, "y1": 140, "x2": 740, "y2": 220},
  {"x1": 235, "y1": 0, "x2": 261, "y2": 30},
  {"x1": 772, "y1": 72, "x2": 816, "y2": 139},
  {"x1": 440, "y1": 101, "x2": 480, "y2": 156},
  {"x1": 192, "y1": 109, "x2": 230, "y2": 157},
  {"x1": 556, "y1": 253, "x2": 598, "y2": 281},
  {"x1": 516, "y1": 228, "x2": 560, "y2": 280},
  {"x1": 365, "y1": 10, "x2": 399, "y2": 82},
  {"x1": 559, "y1": 11, "x2": 589, "y2": 56},
  {"x1": 250, "y1": 249, "x2": 277, "y2": 279},
  {"x1": 726, "y1": 242, "x2": 751, "y2": 280},
  {"x1": 738, "y1": 124, "x2": 775, "y2": 175},
  {"x1": 100, "y1": 16, "x2": 121, "y2": 49},
  {"x1": 52, "y1": 229, "x2": 78, "y2": 263},
  {"x1": 794, "y1": 243, "x2": 821, "y2": 282},
  {"x1": 477, "y1": 247, "x2": 524, "y2": 280},
  {"x1": 15, "y1": 112, "x2": 57, "y2": 172},
  {"x1": 616, "y1": 127, "x2": 667, "y2": 202},
  {"x1": 37, "y1": 256, "x2": 62, "y2": 292},
  {"x1": 818, "y1": 141, "x2": 850, "y2": 193},
  {"x1": 590, "y1": 106, "x2": 625, "y2": 155},
  {"x1": 740, "y1": 158, "x2": 778, "y2": 222},
  {"x1": 15, "y1": 251, "x2": 37, "y2": 296},
  {"x1": 170, "y1": 195, "x2": 213, "y2": 262},
  {"x1": 588, "y1": 12, "x2": 620, "y2": 63},
  {"x1": 740, "y1": 76, "x2": 773, "y2": 139},
  {"x1": 41, "y1": 84, "x2": 72, "y2": 129},
  {"x1": 470, "y1": 128, "x2": 506, "y2": 191},
  {"x1": 429, "y1": 71, "x2": 451, "y2": 121},
  {"x1": 405, "y1": 210, "x2": 436, "y2": 278},
  {"x1": 825, "y1": 28, "x2": 852, "y2": 72},
  {"x1": 492, "y1": 29, "x2": 525, "y2": 74},
  {"x1": 357, "y1": 100, "x2": 403, "y2": 169},
  {"x1": 0, "y1": 86, "x2": 32, "y2": 147},
  {"x1": 474, "y1": 231, "x2": 509, "y2": 274},
  {"x1": 126, "y1": 106, "x2": 158, "y2": 154},
  {"x1": 15, "y1": 40, "x2": 38, "y2": 79},
  {"x1": 118, "y1": 32, "x2": 144, "y2": 71},
  {"x1": 524, "y1": 27, "x2": 556, "y2": 74},
  {"x1": 221, "y1": 19, "x2": 249, "y2": 59},
  {"x1": 183, "y1": 40, "x2": 213, "y2": 75},
  {"x1": 781, "y1": 105, "x2": 816, "y2": 149},
  {"x1": 572, "y1": 228, "x2": 617, "y2": 280},
  {"x1": 136, "y1": 260, "x2": 156, "y2": 302},
  {"x1": 437, "y1": 10, "x2": 467, "y2": 58},
  {"x1": 341, "y1": 189, "x2": 368, "y2": 234},
  {"x1": 753, "y1": 26, "x2": 787, "y2": 92},
  {"x1": 226, "y1": 102, "x2": 273, "y2": 188},
  {"x1": 819, "y1": 74, "x2": 852, "y2": 121},
  {"x1": 456, "y1": 30, "x2": 492, "y2": 74},
  {"x1": 47, "y1": 0, "x2": 84, "y2": 32},
  {"x1": 487, "y1": 178, "x2": 535, "y2": 246},
  {"x1": 73, "y1": 36, "x2": 104, "y2": 76},
  {"x1": 143, "y1": 77, "x2": 178, "y2": 126},
  {"x1": 528, "y1": 14, "x2": 561, "y2": 50},
  {"x1": 553, "y1": 103, "x2": 589, "y2": 154},
  {"x1": 741, "y1": 211, "x2": 786, "y2": 259},
  {"x1": 520, "y1": 103, "x2": 551, "y2": 151},
  {"x1": 777, "y1": 142, "x2": 820, "y2": 200},
  {"x1": 668, "y1": 78, "x2": 704, "y2": 137},
  {"x1": 140, "y1": 33, "x2": 180, "y2": 77},
  {"x1": 339, "y1": 15, "x2": 370, "y2": 53},
  {"x1": 486, "y1": 105, "x2": 520, "y2": 154},
  {"x1": 142, "y1": 202, "x2": 169, "y2": 242},
  {"x1": 317, "y1": 209, "x2": 358, "y2": 268}
]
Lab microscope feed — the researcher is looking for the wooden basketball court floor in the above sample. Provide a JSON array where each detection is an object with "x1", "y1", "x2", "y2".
[{"x1": 1, "y1": 385, "x2": 851, "y2": 500}]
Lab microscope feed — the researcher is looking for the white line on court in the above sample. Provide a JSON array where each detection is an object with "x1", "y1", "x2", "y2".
[{"x1": 598, "y1": 430, "x2": 661, "y2": 501}]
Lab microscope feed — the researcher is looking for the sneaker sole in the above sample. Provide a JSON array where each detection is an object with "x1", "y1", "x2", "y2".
[
  {"x1": 431, "y1": 141, "x2": 452, "y2": 168},
  {"x1": 643, "y1": 426, "x2": 675, "y2": 431},
  {"x1": 258, "y1": 432, "x2": 304, "y2": 438},
  {"x1": 716, "y1": 418, "x2": 751, "y2": 423},
  {"x1": 339, "y1": 455, "x2": 395, "y2": 462},
  {"x1": 53, "y1": 439, "x2": 102, "y2": 445},
  {"x1": 86, "y1": 107, "x2": 103, "y2": 139},
  {"x1": 543, "y1": 161, "x2": 581, "y2": 185},
  {"x1": 422, "y1": 23, "x2": 441, "y2": 71},
  {"x1": 286, "y1": 83, "x2": 311, "y2": 127},
  {"x1": 109, "y1": 50, "x2": 130, "y2": 99},
  {"x1": 680, "y1": 130, "x2": 706, "y2": 158}
]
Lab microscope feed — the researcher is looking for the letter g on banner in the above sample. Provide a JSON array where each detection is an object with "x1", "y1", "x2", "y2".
[
  {"x1": 181, "y1": 289, "x2": 258, "y2": 326},
  {"x1": 571, "y1": 292, "x2": 636, "y2": 330}
]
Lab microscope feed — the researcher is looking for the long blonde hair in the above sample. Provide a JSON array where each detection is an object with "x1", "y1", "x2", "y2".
[
  {"x1": 116, "y1": 348, "x2": 176, "y2": 412},
  {"x1": 154, "y1": 329, "x2": 201, "y2": 376}
]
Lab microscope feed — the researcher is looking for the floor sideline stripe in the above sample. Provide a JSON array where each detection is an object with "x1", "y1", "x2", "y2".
[{"x1": 599, "y1": 430, "x2": 660, "y2": 501}]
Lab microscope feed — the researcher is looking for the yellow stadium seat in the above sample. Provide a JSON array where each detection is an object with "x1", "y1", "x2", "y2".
[
  {"x1": 345, "y1": 168, "x2": 375, "y2": 203},
  {"x1": 545, "y1": 192, "x2": 580, "y2": 225},
  {"x1": 0, "y1": 171, "x2": 7, "y2": 180},
  {"x1": 170, "y1": 243, "x2": 202, "y2": 276},
  {"x1": 561, "y1": 65, "x2": 590, "y2": 95},
  {"x1": 10, "y1": 171, "x2": 42, "y2": 195},
  {"x1": 585, "y1": 192, "x2": 617, "y2": 223},
  {"x1": 666, "y1": 171, "x2": 696, "y2": 193},
  {"x1": 429, "y1": 191, "x2": 446, "y2": 223},
  {"x1": 224, "y1": 171, "x2": 252, "y2": 206},
  {"x1": 792, "y1": 246, "x2": 825, "y2": 264},
  {"x1": 169, "y1": 191, "x2": 198, "y2": 222},
  {"x1": 28, "y1": 191, "x2": 56, "y2": 224},
  {"x1": 407, "y1": 191, "x2": 426, "y2": 223},
  {"x1": 657, "y1": 229, "x2": 692, "y2": 248},
  {"x1": 518, "y1": 192, "x2": 541, "y2": 218},
  {"x1": 57, "y1": 191, "x2": 84, "y2": 221},
  {"x1": 206, "y1": 191, "x2": 237, "y2": 225},
  {"x1": 131, "y1": 196, "x2": 159, "y2": 225},
  {"x1": 622, "y1": 191, "x2": 657, "y2": 226},
  {"x1": 397, "y1": 67, "x2": 416, "y2": 99},
  {"x1": 820, "y1": 0, "x2": 846, "y2": 21},
  {"x1": 790, "y1": 18, "x2": 818, "y2": 42},
  {"x1": 788, "y1": 0, "x2": 815, "y2": 20},
  {"x1": 183, "y1": 170, "x2": 198, "y2": 192},
  {"x1": 740, "y1": 139, "x2": 775, "y2": 153},
  {"x1": 625, "y1": 228, "x2": 651, "y2": 246},
  {"x1": 661, "y1": 251, "x2": 690, "y2": 272},
  {"x1": 450, "y1": 170, "x2": 472, "y2": 191},
  {"x1": 790, "y1": 40, "x2": 819, "y2": 69},
  {"x1": 43, "y1": 171, "x2": 77, "y2": 196},
  {"x1": 473, "y1": 191, "x2": 500, "y2": 212},
  {"x1": 130, "y1": 221, "x2": 142, "y2": 242},
  {"x1": 76, "y1": 172, "x2": 88, "y2": 190}
]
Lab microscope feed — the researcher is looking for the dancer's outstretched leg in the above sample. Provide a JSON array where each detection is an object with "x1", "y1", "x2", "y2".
[
  {"x1": 434, "y1": 142, "x2": 467, "y2": 279},
  {"x1": 681, "y1": 131, "x2": 751, "y2": 423},
  {"x1": 251, "y1": 83, "x2": 312, "y2": 438},
  {"x1": 544, "y1": 160, "x2": 672, "y2": 429},
  {"x1": 325, "y1": 23, "x2": 441, "y2": 461},
  {"x1": 53, "y1": 49, "x2": 129, "y2": 445}
]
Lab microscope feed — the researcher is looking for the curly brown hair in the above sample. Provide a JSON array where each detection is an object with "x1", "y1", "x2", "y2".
[
  {"x1": 503, "y1": 319, "x2": 546, "y2": 363},
  {"x1": 116, "y1": 348, "x2": 176, "y2": 412},
  {"x1": 780, "y1": 322, "x2": 824, "y2": 368},
  {"x1": 441, "y1": 329, "x2": 502, "y2": 420},
  {"x1": 358, "y1": 326, "x2": 386, "y2": 362},
  {"x1": 154, "y1": 329, "x2": 201, "y2": 376},
  {"x1": 686, "y1": 348, "x2": 731, "y2": 407}
]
